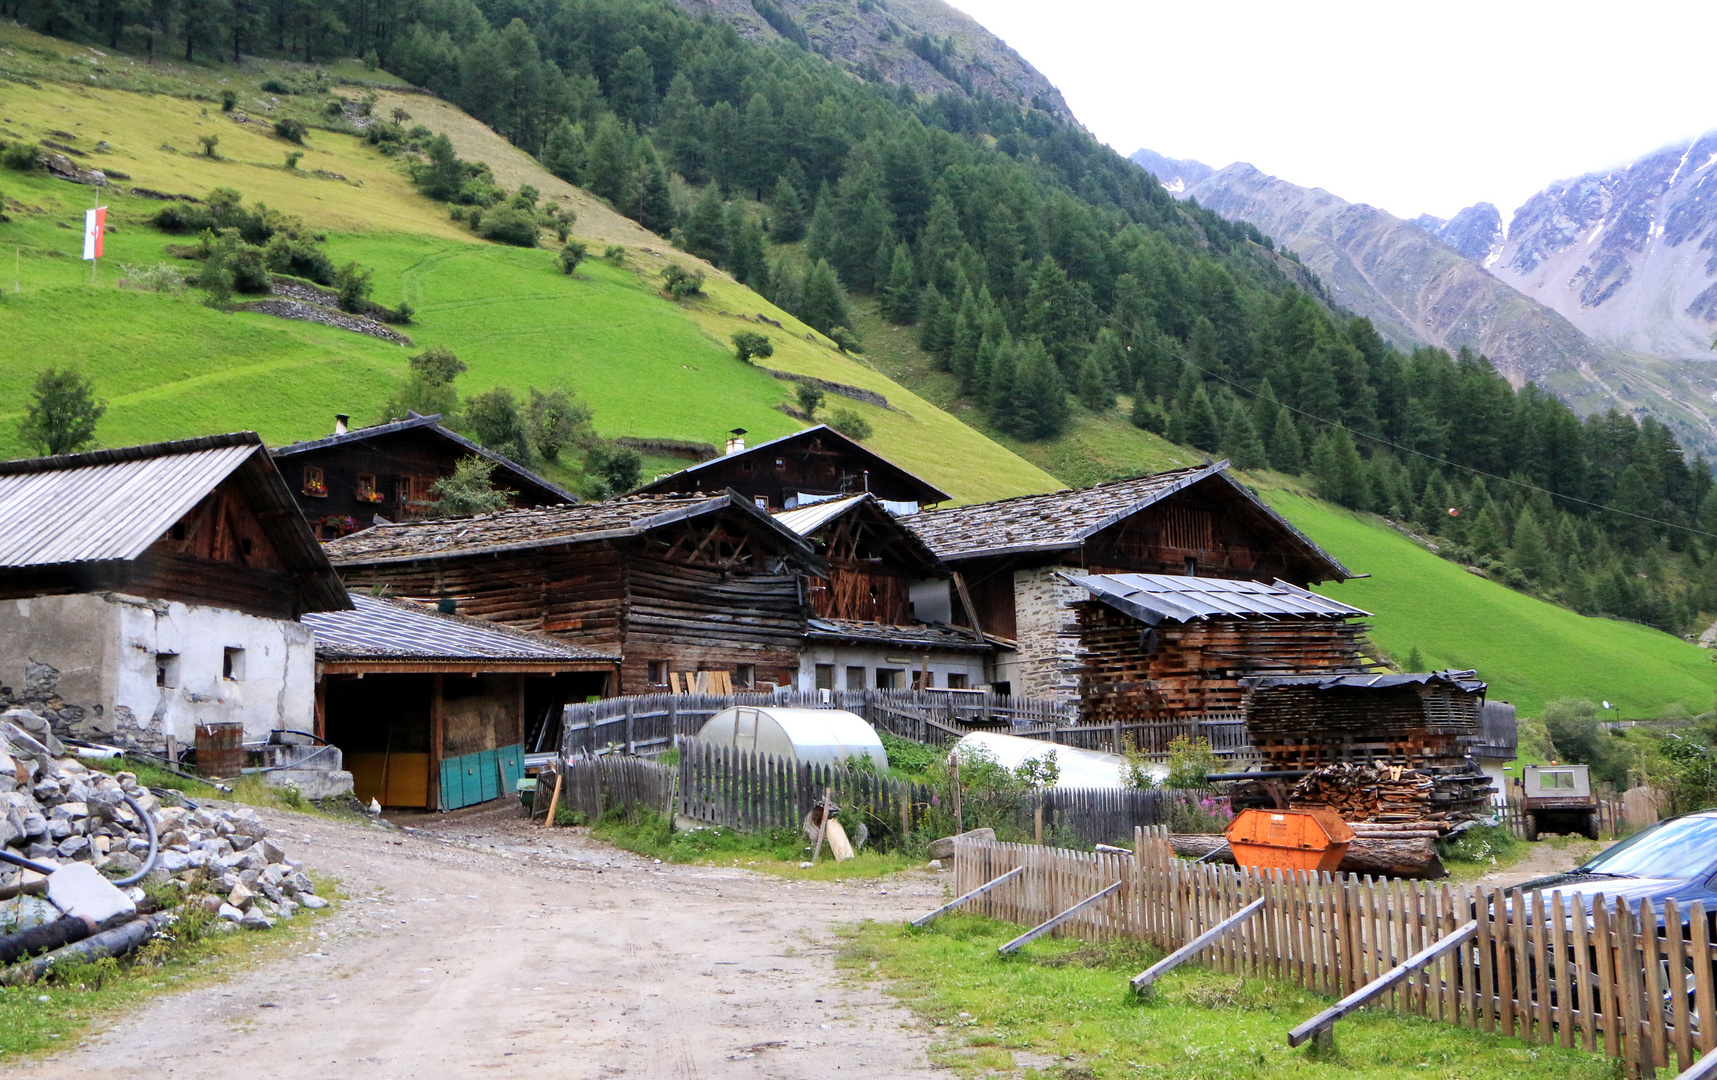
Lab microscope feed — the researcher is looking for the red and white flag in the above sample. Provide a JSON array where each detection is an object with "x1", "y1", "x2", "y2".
[{"x1": 83, "y1": 207, "x2": 107, "y2": 260}]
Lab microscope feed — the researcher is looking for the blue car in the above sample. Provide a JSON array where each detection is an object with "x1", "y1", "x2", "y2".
[{"x1": 1515, "y1": 809, "x2": 1717, "y2": 922}]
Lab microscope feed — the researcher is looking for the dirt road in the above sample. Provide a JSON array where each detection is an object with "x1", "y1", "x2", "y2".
[{"x1": 16, "y1": 805, "x2": 942, "y2": 1079}]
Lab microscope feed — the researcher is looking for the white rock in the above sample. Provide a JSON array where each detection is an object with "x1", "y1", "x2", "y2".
[
  {"x1": 298, "y1": 894, "x2": 328, "y2": 910},
  {"x1": 239, "y1": 910, "x2": 274, "y2": 930},
  {"x1": 227, "y1": 882, "x2": 255, "y2": 909},
  {"x1": 218, "y1": 903, "x2": 244, "y2": 922}
]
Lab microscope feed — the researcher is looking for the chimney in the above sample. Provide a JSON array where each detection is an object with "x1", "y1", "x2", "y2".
[
  {"x1": 724, "y1": 427, "x2": 748, "y2": 456},
  {"x1": 334, "y1": 414, "x2": 350, "y2": 436}
]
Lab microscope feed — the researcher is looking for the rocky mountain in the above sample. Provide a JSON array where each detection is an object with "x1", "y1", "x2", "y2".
[
  {"x1": 1410, "y1": 203, "x2": 1504, "y2": 264},
  {"x1": 1480, "y1": 132, "x2": 1717, "y2": 360},
  {"x1": 1128, "y1": 149, "x2": 1215, "y2": 194},
  {"x1": 666, "y1": 0, "x2": 1072, "y2": 119}
]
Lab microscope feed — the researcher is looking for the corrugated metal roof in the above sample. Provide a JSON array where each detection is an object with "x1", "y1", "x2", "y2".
[
  {"x1": 774, "y1": 493, "x2": 870, "y2": 536},
  {"x1": 0, "y1": 438, "x2": 260, "y2": 566},
  {"x1": 1241, "y1": 670, "x2": 1486, "y2": 694},
  {"x1": 1062, "y1": 572, "x2": 1370, "y2": 626},
  {"x1": 271, "y1": 413, "x2": 577, "y2": 504},
  {"x1": 305, "y1": 595, "x2": 618, "y2": 662},
  {"x1": 905, "y1": 462, "x2": 1350, "y2": 581}
]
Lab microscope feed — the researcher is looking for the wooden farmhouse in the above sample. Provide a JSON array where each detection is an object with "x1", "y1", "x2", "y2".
[
  {"x1": 272, "y1": 412, "x2": 576, "y2": 539},
  {"x1": 322, "y1": 493, "x2": 823, "y2": 708},
  {"x1": 1065, "y1": 572, "x2": 1374, "y2": 752},
  {"x1": 302, "y1": 595, "x2": 618, "y2": 810},
  {"x1": 0, "y1": 433, "x2": 349, "y2": 753},
  {"x1": 631, "y1": 424, "x2": 950, "y2": 514},
  {"x1": 905, "y1": 462, "x2": 1352, "y2": 701},
  {"x1": 772, "y1": 493, "x2": 992, "y2": 692}
]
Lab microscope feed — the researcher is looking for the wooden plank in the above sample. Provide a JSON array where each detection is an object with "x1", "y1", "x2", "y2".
[
  {"x1": 1592, "y1": 896, "x2": 1618, "y2": 1057},
  {"x1": 1669, "y1": 899, "x2": 1692, "y2": 1071},
  {"x1": 1477, "y1": 894, "x2": 1497, "y2": 1032},
  {"x1": 1693, "y1": 903, "x2": 1716, "y2": 1056},
  {"x1": 911, "y1": 865, "x2": 1027, "y2": 927},
  {"x1": 1572, "y1": 890, "x2": 1596, "y2": 1052},
  {"x1": 1553, "y1": 891, "x2": 1575, "y2": 1047},
  {"x1": 1643, "y1": 899, "x2": 1668, "y2": 1072},
  {"x1": 1533, "y1": 891, "x2": 1552, "y2": 1041},
  {"x1": 999, "y1": 881, "x2": 1123, "y2": 956},
  {"x1": 1617, "y1": 901, "x2": 1652, "y2": 1076},
  {"x1": 1132, "y1": 897, "x2": 1265, "y2": 996},
  {"x1": 1288, "y1": 920, "x2": 1480, "y2": 1048}
]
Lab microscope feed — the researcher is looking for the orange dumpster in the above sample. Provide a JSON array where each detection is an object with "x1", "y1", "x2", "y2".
[{"x1": 1224, "y1": 808, "x2": 1354, "y2": 874}]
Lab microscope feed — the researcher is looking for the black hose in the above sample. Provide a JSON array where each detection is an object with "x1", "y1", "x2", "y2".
[
  {"x1": 0, "y1": 915, "x2": 94, "y2": 966},
  {"x1": 109, "y1": 790, "x2": 158, "y2": 888}
]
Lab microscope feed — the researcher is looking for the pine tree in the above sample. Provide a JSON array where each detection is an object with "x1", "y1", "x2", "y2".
[
  {"x1": 916, "y1": 284, "x2": 953, "y2": 360},
  {"x1": 584, "y1": 116, "x2": 636, "y2": 210},
  {"x1": 631, "y1": 138, "x2": 675, "y2": 235},
  {"x1": 1406, "y1": 645, "x2": 1424, "y2": 671},
  {"x1": 540, "y1": 120, "x2": 586, "y2": 185},
  {"x1": 800, "y1": 259, "x2": 850, "y2": 335},
  {"x1": 985, "y1": 333, "x2": 1018, "y2": 426},
  {"x1": 1088, "y1": 329, "x2": 1128, "y2": 397},
  {"x1": 682, "y1": 186, "x2": 728, "y2": 264},
  {"x1": 879, "y1": 243, "x2": 919, "y2": 324},
  {"x1": 1253, "y1": 377, "x2": 1281, "y2": 441},
  {"x1": 1468, "y1": 506, "x2": 1505, "y2": 558},
  {"x1": 1221, "y1": 395, "x2": 1267, "y2": 469},
  {"x1": 1130, "y1": 389, "x2": 1168, "y2": 434},
  {"x1": 1184, "y1": 387, "x2": 1222, "y2": 452},
  {"x1": 1075, "y1": 353, "x2": 1114, "y2": 412},
  {"x1": 727, "y1": 211, "x2": 766, "y2": 287},
  {"x1": 1510, "y1": 506, "x2": 1551, "y2": 581},
  {"x1": 1268, "y1": 410, "x2": 1304, "y2": 473},
  {"x1": 767, "y1": 172, "x2": 806, "y2": 242},
  {"x1": 1310, "y1": 427, "x2": 1371, "y2": 510},
  {"x1": 1010, "y1": 340, "x2": 1070, "y2": 440}
]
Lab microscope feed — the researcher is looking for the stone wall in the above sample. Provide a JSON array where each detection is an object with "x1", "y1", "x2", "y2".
[
  {"x1": 1010, "y1": 566, "x2": 1087, "y2": 703},
  {"x1": 0, "y1": 592, "x2": 315, "y2": 751}
]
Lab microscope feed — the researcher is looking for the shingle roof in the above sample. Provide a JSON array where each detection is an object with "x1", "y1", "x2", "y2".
[
  {"x1": 805, "y1": 617, "x2": 992, "y2": 651},
  {"x1": 0, "y1": 432, "x2": 348, "y2": 611},
  {"x1": 323, "y1": 491, "x2": 818, "y2": 567},
  {"x1": 305, "y1": 595, "x2": 618, "y2": 662},
  {"x1": 1062, "y1": 572, "x2": 1369, "y2": 626},
  {"x1": 631, "y1": 424, "x2": 952, "y2": 503},
  {"x1": 773, "y1": 492, "x2": 943, "y2": 575},
  {"x1": 271, "y1": 413, "x2": 577, "y2": 504},
  {"x1": 904, "y1": 462, "x2": 1349, "y2": 580}
]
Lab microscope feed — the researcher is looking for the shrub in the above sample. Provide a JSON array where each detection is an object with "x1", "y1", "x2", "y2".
[
  {"x1": 284, "y1": 151, "x2": 303, "y2": 170},
  {"x1": 828, "y1": 325, "x2": 861, "y2": 353},
  {"x1": 198, "y1": 134, "x2": 220, "y2": 157},
  {"x1": 427, "y1": 455, "x2": 514, "y2": 516},
  {"x1": 661, "y1": 264, "x2": 704, "y2": 300},
  {"x1": 731, "y1": 330, "x2": 773, "y2": 364},
  {"x1": 825, "y1": 407, "x2": 872, "y2": 441},
  {"x1": 794, "y1": 381, "x2": 824, "y2": 416},
  {"x1": 585, "y1": 443, "x2": 643, "y2": 498},
  {"x1": 118, "y1": 262, "x2": 187, "y2": 294},
  {"x1": 17, "y1": 367, "x2": 106, "y2": 456},
  {"x1": 475, "y1": 204, "x2": 540, "y2": 247},
  {"x1": 259, "y1": 78, "x2": 292, "y2": 94},
  {"x1": 323, "y1": 98, "x2": 346, "y2": 119},
  {"x1": 1165, "y1": 735, "x2": 1221, "y2": 790},
  {"x1": 557, "y1": 241, "x2": 587, "y2": 274},
  {"x1": 220, "y1": 90, "x2": 237, "y2": 111},
  {"x1": 334, "y1": 261, "x2": 374, "y2": 313},
  {"x1": 2, "y1": 141, "x2": 43, "y2": 171},
  {"x1": 274, "y1": 117, "x2": 307, "y2": 144},
  {"x1": 603, "y1": 245, "x2": 628, "y2": 265}
]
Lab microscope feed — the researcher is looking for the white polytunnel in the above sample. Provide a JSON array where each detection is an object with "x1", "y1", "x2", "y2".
[
  {"x1": 695, "y1": 707, "x2": 889, "y2": 770},
  {"x1": 952, "y1": 731, "x2": 1165, "y2": 789}
]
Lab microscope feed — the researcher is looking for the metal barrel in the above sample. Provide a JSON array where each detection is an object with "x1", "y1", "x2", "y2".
[{"x1": 194, "y1": 722, "x2": 245, "y2": 779}]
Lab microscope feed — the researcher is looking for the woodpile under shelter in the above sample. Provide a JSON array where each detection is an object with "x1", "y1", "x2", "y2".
[
  {"x1": 773, "y1": 492, "x2": 993, "y2": 692},
  {"x1": 323, "y1": 493, "x2": 822, "y2": 699},
  {"x1": 1241, "y1": 670, "x2": 1494, "y2": 814},
  {"x1": 907, "y1": 462, "x2": 1352, "y2": 701},
  {"x1": 271, "y1": 412, "x2": 575, "y2": 539},
  {"x1": 631, "y1": 424, "x2": 950, "y2": 514},
  {"x1": 1065, "y1": 572, "x2": 1373, "y2": 754},
  {"x1": 303, "y1": 595, "x2": 618, "y2": 810},
  {"x1": 0, "y1": 433, "x2": 350, "y2": 752}
]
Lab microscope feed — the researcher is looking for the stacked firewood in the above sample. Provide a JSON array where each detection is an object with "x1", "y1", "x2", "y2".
[{"x1": 1290, "y1": 763, "x2": 1443, "y2": 826}]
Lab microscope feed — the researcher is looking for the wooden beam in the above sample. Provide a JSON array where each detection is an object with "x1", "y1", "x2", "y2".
[
  {"x1": 428, "y1": 673, "x2": 444, "y2": 812},
  {"x1": 1287, "y1": 920, "x2": 1478, "y2": 1049},
  {"x1": 951, "y1": 571, "x2": 984, "y2": 643},
  {"x1": 1131, "y1": 896, "x2": 1265, "y2": 997},
  {"x1": 909, "y1": 866, "x2": 1024, "y2": 928},
  {"x1": 998, "y1": 880, "x2": 1123, "y2": 955}
]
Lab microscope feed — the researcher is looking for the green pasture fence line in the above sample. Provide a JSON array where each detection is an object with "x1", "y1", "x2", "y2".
[{"x1": 950, "y1": 832, "x2": 1710, "y2": 1076}]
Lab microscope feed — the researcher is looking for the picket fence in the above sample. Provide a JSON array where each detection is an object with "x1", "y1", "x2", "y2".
[
  {"x1": 556, "y1": 689, "x2": 1248, "y2": 760},
  {"x1": 952, "y1": 832, "x2": 1716, "y2": 1076},
  {"x1": 558, "y1": 755, "x2": 677, "y2": 824}
]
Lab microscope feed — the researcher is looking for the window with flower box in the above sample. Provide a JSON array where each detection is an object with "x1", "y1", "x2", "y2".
[
  {"x1": 301, "y1": 466, "x2": 328, "y2": 498},
  {"x1": 356, "y1": 474, "x2": 383, "y2": 503}
]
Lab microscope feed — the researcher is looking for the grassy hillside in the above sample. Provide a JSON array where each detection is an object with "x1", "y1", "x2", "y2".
[
  {"x1": 1262, "y1": 486, "x2": 1717, "y2": 720},
  {"x1": 0, "y1": 27, "x2": 1060, "y2": 504}
]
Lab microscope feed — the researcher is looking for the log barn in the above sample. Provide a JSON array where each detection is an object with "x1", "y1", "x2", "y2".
[
  {"x1": 906, "y1": 462, "x2": 1352, "y2": 701},
  {"x1": 322, "y1": 493, "x2": 823, "y2": 706},
  {"x1": 631, "y1": 424, "x2": 950, "y2": 514},
  {"x1": 272, "y1": 412, "x2": 575, "y2": 539},
  {"x1": 1065, "y1": 572, "x2": 1374, "y2": 753},
  {"x1": 772, "y1": 492, "x2": 992, "y2": 692},
  {"x1": 303, "y1": 595, "x2": 618, "y2": 811}
]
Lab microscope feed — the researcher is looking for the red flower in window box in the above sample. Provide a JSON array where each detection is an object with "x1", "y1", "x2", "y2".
[{"x1": 302, "y1": 477, "x2": 328, "y2": 497}]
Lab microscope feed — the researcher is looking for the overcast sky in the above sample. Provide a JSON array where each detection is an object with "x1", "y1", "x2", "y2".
[{"x1": 950, "y1": 0, "x2": 1717, "y2": 222}]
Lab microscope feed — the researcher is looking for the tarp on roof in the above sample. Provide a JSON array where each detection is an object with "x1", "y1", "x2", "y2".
[
  {"x1": 1241, "y1": 670, "x2": 1485, "y2": 694},
  {"x1": 304, "y1": 595, "x2": 618, "y2": 663},
  {"x1": 805, "y1": 617, "x2": 991, "y2": 651},
  {"x1": 1062, "y1": 572, "x2": 1369, "y2": 626}
]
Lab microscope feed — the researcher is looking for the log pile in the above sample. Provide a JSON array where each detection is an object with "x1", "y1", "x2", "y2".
[{"x1": 1289, "y1": 763, "x2": 1448, "y2": 826}]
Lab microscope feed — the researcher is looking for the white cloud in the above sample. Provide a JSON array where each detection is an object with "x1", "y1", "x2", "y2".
[{"x1": 950, "y1": 0, "x2": 1717, "y2": 220}]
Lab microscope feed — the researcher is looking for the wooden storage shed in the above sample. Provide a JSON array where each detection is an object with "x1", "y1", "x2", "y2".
[{"x1": 304, "y1": 595, "x2": 618, "y2": 810}]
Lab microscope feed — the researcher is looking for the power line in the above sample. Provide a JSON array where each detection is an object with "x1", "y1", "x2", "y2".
[{"x1": 1150, "y1": 347, "x2": 1717, "y2": 541}]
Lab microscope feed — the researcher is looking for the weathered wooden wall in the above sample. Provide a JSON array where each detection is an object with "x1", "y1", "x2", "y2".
[{"x1": 1075, "y1": 602, "x2": 1367, "y2": 725}]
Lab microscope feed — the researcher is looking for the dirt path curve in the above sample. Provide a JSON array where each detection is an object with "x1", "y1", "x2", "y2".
[{"x1": 15, "y1": 805, "x2": 943, "y2": 1079}]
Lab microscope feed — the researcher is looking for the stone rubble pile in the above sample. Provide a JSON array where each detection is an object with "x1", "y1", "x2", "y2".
[{"x1": 2, "y1": 708, "x2": 324, "y2": 933}]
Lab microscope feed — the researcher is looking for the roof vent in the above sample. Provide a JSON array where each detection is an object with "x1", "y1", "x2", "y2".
[
  {"x1": 334, "y1": 414, "x2": 350, "y2": 436},
  {"x1": 725, "y1": 428, "x2": 748, "y2": 456}
]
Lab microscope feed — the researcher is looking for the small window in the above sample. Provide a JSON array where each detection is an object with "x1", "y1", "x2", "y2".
[
  {"x1": 754, "y1": 496, "x2": 769, "y2": 510},
  {"x1": 1543, "y1": 770, "x2": 1576, "y2": 789},
  {"x1": 774, "y1": 458, "x2": 785, "y2": 470},
  {"x1": 170, "y1": 522, "x2": 187, "y2": 542},
  {"x1": 912, "y1": 669, "x2": 933, "y2": 691},
  {"x1": 875, "y1": 668, "x2": 904, "y2": 691},
  {"x1": 1184, "y1": 557, "x2": 1197, "y2": 576},
  {"x1": 240, "y1": 538, "x2": 253, "y2": 557},
  {"x1": 222, "y1": 647, "x2": 246, "y2": 682},
  {"x1": 735, "y1": 664, "x2": 755, "y2": 689},
  {"x1": 396, "y1": 477, "x2": 415, "y2": 504},
  {"x1": 845, "y1": 665, "x2": 866, "y2": 691},
  {"x1": 647, "y1": 660, "x2": 665, "y2": 685},
  {"x1": 155, "y1": 653, "x2": 179, "y2": 688},
  {"x1": 356, "y1": 473, "x2": 381, "y2": 503},
  {"x1": 946, "y1": 673, "x2": 969, "y2": 690},
  {"x1": 815, "y1": 664, "x2": 835, "y2": 691},
  {"x1": 301, "y1": 466, "x2": 327, "y2": 498}
]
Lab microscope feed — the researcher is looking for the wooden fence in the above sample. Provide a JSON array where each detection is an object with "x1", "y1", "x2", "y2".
[
  {"x1": 557, "y1": 690, "x2": 1248, "y2": 761},
  {"x1": 560, "y1": 755, "x2": 676, "y2": 824},
  {"x1": 952, "y1": 833, "x2": 1716, "y2": 1075}
]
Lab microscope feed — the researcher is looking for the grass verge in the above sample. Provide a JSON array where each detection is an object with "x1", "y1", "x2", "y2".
[
  {"x1": 590, "y1": 808, "x2": 921, "y2": 881},
  {"x1": 838, "y1": 913, "x2": 1616, "y2": 1079},
  {"x1": 0, "y1": 875, "x2": 339, "y2": 1060},
  {"x1": 1436, "y1": 825, "x2": 1527, "y2": 881}
]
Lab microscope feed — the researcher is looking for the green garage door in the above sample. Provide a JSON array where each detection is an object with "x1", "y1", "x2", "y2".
[{"x1": 439, "y1": 744, "x2": 524, "y2": 810}]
